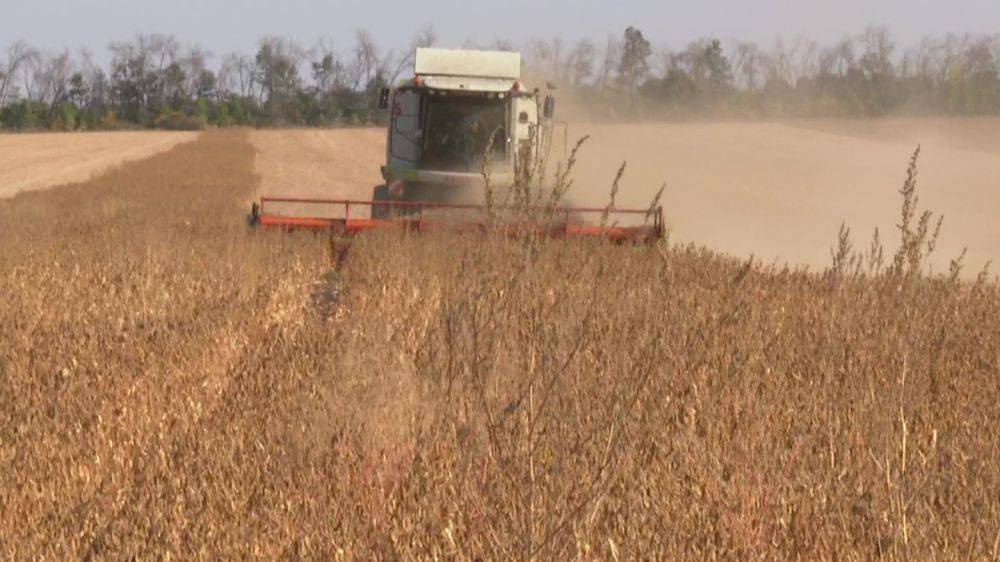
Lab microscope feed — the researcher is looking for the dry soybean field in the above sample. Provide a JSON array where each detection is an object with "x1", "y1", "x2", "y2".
[{"x1": 0, "y1": 125, "x2": 998, "y2": 559}]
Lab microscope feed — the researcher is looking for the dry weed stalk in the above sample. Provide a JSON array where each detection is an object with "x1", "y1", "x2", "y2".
[{"x1": 600, "y1": 161, "x2": 626, "y2": 228}]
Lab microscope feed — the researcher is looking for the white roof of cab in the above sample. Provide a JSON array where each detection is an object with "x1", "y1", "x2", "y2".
[{"x1": 415, "y1": 48, "x2": 521, "y2": 80}]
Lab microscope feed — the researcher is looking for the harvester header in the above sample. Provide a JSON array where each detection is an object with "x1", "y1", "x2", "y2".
[{"x1": 251, "y1": 197, "x2": 664, "y2": 244}]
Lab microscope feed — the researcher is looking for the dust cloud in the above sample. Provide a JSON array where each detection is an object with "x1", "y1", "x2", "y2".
[{"x1": 561, "y1": 117, "x2": 1000, "y2": 274}]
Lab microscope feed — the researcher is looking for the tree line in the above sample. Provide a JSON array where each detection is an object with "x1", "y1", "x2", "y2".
[
  {"x1": 2, "y1": 25, "x2": 1000, "y2": 131},
  {"x1": 534, "y1": 26, "x2": 1000, "y2": 119},
  {"x1": 0, "y1": 27, "x2": 435, "y2": 131}
]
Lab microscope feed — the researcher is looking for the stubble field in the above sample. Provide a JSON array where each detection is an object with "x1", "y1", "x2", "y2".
[
  {"x1": 0, "y1": 131, "x2": 198, "y2": 198},
  {"x1": 0, "y1": 123, "x2": 998, "y2": 560}
]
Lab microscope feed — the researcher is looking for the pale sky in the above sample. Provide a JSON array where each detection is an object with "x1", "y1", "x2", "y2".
[{"x1": 3, "y1": 0, "x2": 999, "y2": 60}]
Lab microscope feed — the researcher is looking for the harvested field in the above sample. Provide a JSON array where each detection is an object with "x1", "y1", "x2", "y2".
[
  {"x1": 1, "y1": 126, "x2": 998, "y2": 559},
  {"x1": 0, "y1": 131, "x2": 198, "y2": 198}
]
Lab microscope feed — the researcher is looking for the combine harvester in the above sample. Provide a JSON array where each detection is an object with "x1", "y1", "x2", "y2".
[{"x1": 250, "y1": 48, "x2": 664, "y2": 244}]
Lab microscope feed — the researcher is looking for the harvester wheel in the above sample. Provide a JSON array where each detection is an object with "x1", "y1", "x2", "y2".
[
  {"x1": 247, "y1": 202, "x2": 261, "y2": 227},
  {"x1": 371, "y1": 185, "x2": 391, "y2": 219}
]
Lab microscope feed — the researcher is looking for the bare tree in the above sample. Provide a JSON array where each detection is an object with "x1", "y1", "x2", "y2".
[
  {"x1": 217, "y1": 53, "x2": 237, "y2": 96},
  {"x1": 219, "y1": 53, "x2": 260, "y2": 99},
  {"x1": 960, "y1": 35, "x2": 996, "y2": 75},
  {"x1": 143, "y1": 33, "x2": 180, "y2": 75},
  {"x1": 830, "y1": 37, "x2": 856, "y2": 76},
  {"x1": 596, "y1": 34, "x2": 621, "y2": 89},
  {"x1": 764, "y1": 38, "x2": 789, "y2": 86},
  {"x1": 567, "y1": 39, "x2": 596, "y2": 87},
  {"x1": 528, "y1": 37, "x2": 598, "y2": 87},
  {"x1": 20, "y1": 49, "x2": 46, "y2": 102},
  {"x1": 858, "y1": 26, "x2": 895, "y2": 80},
  {"x1": 794, "y1": 39, "x2": 820, "y2": 82},
  {"x1": 74, "y1": 48, "x2": 108, "y2": 110},
  {"x1": 939, "y1": 34, "x2": 972, "y2": 82},
  {"x1": 254, "y1": 36, "x2": 305, "y2": 105},
  {"x1": 350, "y1": 29, "x2": 381, "y2": 90},
  {"x1": 310, "y1": 39, "x2": 348, "y2": 97},
  {"x1": 107, "y1": 36, "x2": 164, "y2": 113},
  {"x1": 731, "y1": 41, "x2": 764, "y2": 90},
  {"x1": 37, "y1": 51, "x2": 75, "y2": 106},
  {"x1": 0, "y1": 40, "x2": 38, "y2": 104},
  {"x1": 655, "y1": 47, "x2": 679, "y2": 77},
  {"x1": 178, "y1": 44, "x2": 210, "y2": 98},
  {"x1": 765, "y1": 37, "x2": 820, "y2": 85},
  {"x1": 817, "y1": 44, "x2": 839, "y2": 77},
  {"x1": 528, "y1": 38, "x2": 566, "y2": 83},
  {"x1": 909, "y1": 36, "x2": 944, "y2": 79},
  {"x1": 388, "y1": 24, "x2": 437, "y2": 83}
]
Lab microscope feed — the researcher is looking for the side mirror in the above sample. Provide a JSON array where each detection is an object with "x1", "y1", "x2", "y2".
[
  {"x1": 543, "y1": 95, "x2": 556, "y2": 119},
  {"x1": 378, "y1": 88, "x2": 391, "y2": 110}
]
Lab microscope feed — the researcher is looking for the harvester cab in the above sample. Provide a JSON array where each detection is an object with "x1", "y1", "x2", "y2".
[
  {"x1": 374, "y1": 47, "x2": 555, "y2": 213},
  {"x1": 250, "y1": 47, "x2": 664, "y2": 243}
]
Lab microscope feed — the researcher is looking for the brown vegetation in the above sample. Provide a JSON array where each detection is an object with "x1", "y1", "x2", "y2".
[{"x1": 1, "y1": 130, "x2": 998, "y2": 559}]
